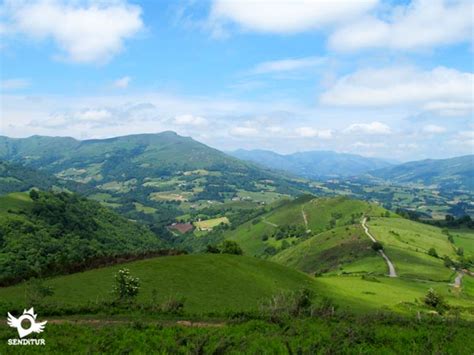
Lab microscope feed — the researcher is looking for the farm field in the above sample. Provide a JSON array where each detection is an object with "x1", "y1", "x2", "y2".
[{"x1": 194, "y1": 217, "x2": 230, "y2": 230}]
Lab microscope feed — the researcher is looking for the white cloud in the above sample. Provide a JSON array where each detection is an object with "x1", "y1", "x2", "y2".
[
  {"x1": 0, "y1": 78, "x2": 30, "y2": 90},
  {"x1": 422, "y1": 124, "x2": 446, "y2": 134},
  {"x1": 250, "y1": 56, "x2": 325, "y2": 75},
  {"x1": 353, "y1": 141, "x2": 385, "y2": 148},
  {"x1": 76, "y1": 109, "x2": 112, "y2": 122},
  {"x1": 209, "y1": 0, "x2": 377, "y2": 34},
  {"x1": 229, "y1": 126, "x2": 259, "y2": 137},
  {"x1": 113, "y1": 76, "x2": 131, "y2": 89},
  {"x1": 329, "y1": 0, "x2": 473, "y2": 52},
  {"x1": 295, "y1": 126, "x2": 332, "y2": 139},
  {"x1": 174, "y1": 114, "x2": 208, "y2": 126},
  {"x1": 320, "y1": 66, "x2": 473, "y2": 114},
  {"x1": 2, "y1": 0, "x2": 143, "y2": 64},
  {"x1": 344, "y1": 122, "x2": 391, "y2": 135}
]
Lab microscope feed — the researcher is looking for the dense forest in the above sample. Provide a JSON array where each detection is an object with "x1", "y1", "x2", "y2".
[{"x1": 0, "y1": 191, "x2": 164, "y2": 285}]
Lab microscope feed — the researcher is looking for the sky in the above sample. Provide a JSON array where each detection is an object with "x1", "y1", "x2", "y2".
[{"x1": 0, "y1": 0, "x2": 473, "y2": 161}]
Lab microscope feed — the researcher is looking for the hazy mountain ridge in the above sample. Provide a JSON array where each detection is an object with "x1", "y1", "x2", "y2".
[
  {"x1": 230, "y1": 149, "x2": 394, "y2": 178},
  {"x1": 368, "y1": 155, "x2": 474, "y2": 191}
]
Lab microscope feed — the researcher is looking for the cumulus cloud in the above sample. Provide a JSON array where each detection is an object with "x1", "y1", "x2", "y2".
[
  {"x1": 209, "y1": 0, "x2": 377, "y2": 35},
  {"x1": 295, "y1": 127, "x2": 332, "y2": 139},
  {"x1": 344, "y1": 122, "x2": 391, "y2": 135},
  {"x1": 320, "y1": 66, "x2": 473, "y2": 115},
  {"x1": 0, "y1": 78, "x2": 30, "y2": 90},
  {"x1": 422, "y1": 124, "x2": 446, "y2": 134},
  {"x1": 2, "y1": 0, "x2": 143, "y2": 64},
  {"x1": 173, "y1": 114, "x2": 208, "y2": 126},
  {"x1": 329, "y1": 0, "x2": 473, "y2": 52},
  {"x1": 113, "y1": 76, "x2": 131, "y2": 89},
  {"x1": 249, "y1": 56, "x2": 325, "y2": 75}
]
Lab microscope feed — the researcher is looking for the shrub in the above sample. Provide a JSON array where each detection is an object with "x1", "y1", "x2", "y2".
[
  {"x1": 220, "y1": 240, "x2": 243, "y2": 255},
  {"x1": 206, "y1": 245, "x2": 220, "y2": 254},
  {"x1": 259, "y1": 288, "x2": 314, "y2": 321},
  {"x1": 428, "y1": 248, "x2": 438, "y2": 258},
  {"x1": 113, "y1": 268, "x2": 140, "y2": 300},
  {"x1": 25, "y1": 278, "x2": 54, "y2": 305},
  {"x1": 456, "y1": 248, "x2": 464, "y2": 257},
  {"x1": 371, "y1": 242, "x2": 384, "y2": 251},
  {"x1": 424, "y1": 288, "x2": 446, "y2": 311},
  {"x1": 161, "y1": 295, "x2": 185, "y2": 314}
]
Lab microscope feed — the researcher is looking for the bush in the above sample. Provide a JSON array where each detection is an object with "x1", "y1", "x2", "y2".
[
  {"x1": 25, "y1": 278, "x2": 54, "y2": 305},
  {"x1": 113, "y1": 268, "x2": 140, "y2": 300},
  {"x1": 161, "y1": 295, "x2": 185, "y2": 314},
  {"x1": 424, "y1": 288, "x2": 446, "y2": 311},
  {"x1": 428, "y1": 248, "x2": 438, "y2": 258},
  {"x1": 371, "y1": 242, "x2": 384, "y2": 251},
  {"x1": 259, "y1": 288, "x2": 314, "y2": 321},
  {"x1": 206, "y1": 245, "x2": 220, "y2": 254},
  {"x1": 220, "y1": 240, "x2": 243, "y2": 255}
]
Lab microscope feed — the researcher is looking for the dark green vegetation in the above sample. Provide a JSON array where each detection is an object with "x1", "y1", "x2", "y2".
[
  {"x1": 0, "y1": 160, "x2": 60, "y2": 194},
  {"x1": 1, "y1": 316, "x2": 473, "y2": 354},
  {"x1": 230, "y1": 149, "x2": 393, "y2": 178},
  {"x1": 369, "y1": 154, "x2": 474, "y2": 192},
  {"x1": 0, "y1": 191, "x2": 162, "y2": 285}
]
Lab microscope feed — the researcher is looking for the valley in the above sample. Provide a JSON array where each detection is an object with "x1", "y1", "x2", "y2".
[{"x1": 0, "y1": 132, "x2": 473, "y2": 353}]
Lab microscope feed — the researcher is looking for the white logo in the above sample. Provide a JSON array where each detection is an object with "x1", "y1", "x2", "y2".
[{"x1": 7, "y1": 308, "x2": 47, "y2": 338}]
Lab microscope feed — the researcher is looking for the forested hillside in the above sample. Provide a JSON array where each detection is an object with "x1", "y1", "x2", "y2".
[{"x1": 0, "y1": 191, "x2": 164, "y2": 285}]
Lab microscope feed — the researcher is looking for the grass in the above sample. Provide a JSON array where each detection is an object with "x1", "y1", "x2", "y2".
[
  {"x1": 315, "y1": 275, "x2": 474, "y2": 316},
  {"x1": 194, "y1": 217, "x2": 229, "y2": 230},
  {"x1": 0, "y1": 192, "x2": 31, "y2": 216},
  {"x1": 225, "y1": 196, "x2": 388, "y2": 256},
  {"x1": 368, "y1": 217, "x2": 458, "y2": 281},
  {"x1": 450, "y1": 229, "x2": 474, "y2": 258},
  {"x1": 2, "y1": 317, "x2": 474, "y2": 354},
  {"x1": 272, "y1": 225, "x2": 387, "y2": 276},
  {"x1": 0, "y1": 254, "x2": 316, "y2": 314}
]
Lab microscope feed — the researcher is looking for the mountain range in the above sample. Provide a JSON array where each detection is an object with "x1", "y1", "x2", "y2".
[{"x1": 229, "y1": 149, "x2": 394, "y2": 178}]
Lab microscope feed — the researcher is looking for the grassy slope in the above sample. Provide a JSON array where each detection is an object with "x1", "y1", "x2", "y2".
[
  {"x1": 271, "y1": 225, "x2": 387, "y2": 275},
  {"x1": 368, "y1": 217, "x2": 457, "y2": 281},
  {"x1": 450, "y1": 229, "x2": 474, "y2": 258},
  {"x1": 316, "y1": 275, "x2": 474, "y2": 315},
  {"x1": 225, "y1": 196, "x2": 387, "y2": 256},
  {"x1": 0, "y1": 254, "x2": 316, "y2": 313}
]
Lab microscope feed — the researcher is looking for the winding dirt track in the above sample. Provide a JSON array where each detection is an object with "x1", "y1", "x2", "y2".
[{"x1": 362, "y1": 217, "x2": 397, "y2": 278}]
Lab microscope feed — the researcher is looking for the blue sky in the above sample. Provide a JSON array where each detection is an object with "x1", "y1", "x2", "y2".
[{"x1": 0, "y1": 0, "x2": 473, "y2": 161}]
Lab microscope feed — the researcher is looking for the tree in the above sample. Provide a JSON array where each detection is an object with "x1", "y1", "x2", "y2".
[
  {"x1": 372, "y1": 241, "x2": 384, "y2": 252},
  {"x1": 220, "y1": 240, "x2": 243, "y2": 255},
  {"x1": 113, "y1": 268, "x2": 140, "y2": 300},
  {"x1": 428, "y1": 248, "x2": 438, "y2": 258},
  {"x1": 206, "y1": 244, "x2": 220, "y2": 254},
  {"x1": 456, "y1": 248, "x2": 464, "y2": 257},
  {"x1": 29, "y1": 189, "x2": 40, "y2": 201}
]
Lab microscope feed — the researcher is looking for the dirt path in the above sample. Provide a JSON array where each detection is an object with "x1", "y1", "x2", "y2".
[
  {"x1": 301, "y1": 208, "x2": 311, "y2": 233},
  {"x1": 362, "y1": 217, "x2": 397, "y2": 278},
  {"x1": 262, "y1": 218, "x2": 278, "y2": 228},
  {"x1": 5, "y1": 319, "x2": 226, "y2": 328}
]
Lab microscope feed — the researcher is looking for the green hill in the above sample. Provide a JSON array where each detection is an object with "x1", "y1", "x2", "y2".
[
  {"x1": 271, "y1": 225, "x2": 386, "y2": 275},
  {"x1": 369, "y1": 155, "x2": 474, "y2": 191},
  {"x1": 0, "y1": 254, "x2": 316, "y2": 313},
  {"x1": 0, "y1": 191, "x2": 163, "y2": 286},
  {"x1": 0, "y1": 160, "x2": 60, "y2": 194},
  {"x1": 224, "y1": 196, "x2": 387, "y2": 256}
]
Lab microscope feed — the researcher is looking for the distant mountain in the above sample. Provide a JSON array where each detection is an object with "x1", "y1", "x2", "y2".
[
  {"x1": 229, "y1": 149, "x2": 393, "y2": 179},
  {"x1": 368, "y1": 155, "x2": 474, "y2": 191}
]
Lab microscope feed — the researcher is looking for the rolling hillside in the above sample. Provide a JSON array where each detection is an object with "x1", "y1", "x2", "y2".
[
  {"x1": 369, "y1": 155, "x2": 474, "y2": 191},
  {"x1": 0, "y1": 254, "x2": 316, "y2": 313},
  {"x1": 230, "y1": 149, "x2": 393, "y2": 178},
  {"x1": 223, "y1": 195, "x2": 387, "y2": 256}
]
